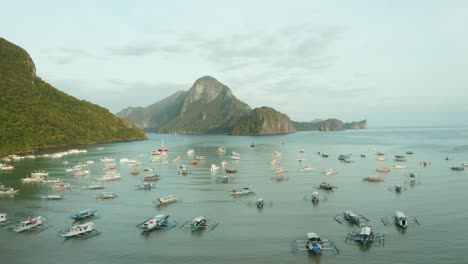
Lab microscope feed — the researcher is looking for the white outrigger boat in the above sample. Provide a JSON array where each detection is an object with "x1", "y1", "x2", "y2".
[
  {"x1": 0, "y1": 183, "x2": 19, "y2": 195},
  {"x1": 291, "y1": 232, "x2": 339, "y2": 255},
  {"x1": 135, "y1": 182, "x2": 155, "y2": 190},
  {"x1": 60, "y1": 222, "x2": 100, "y2": 239},
  {"x1": 96, "y1": 173, "x2": 121, "y2": 181},
  {"x1": 154, "y1": 195, "x2": 177, "y2": 205},
  {"x1": 31, "y1": 170, "x2": 49, "y2": 177},
  {"x1": 41, "y1": 193, "x2": 67, "y2": 200},
  {"x1": 136, "y1": 214, "x2": 176, "y2": 232},
  {"x1": 52, "y1": 183, "x2": 72, "y2": 189},
  {"x1": 180, "y1": 216, "x2": 219, "y2": 232},
  {"x1": 40, "y1": 178, "x2": 62, "y2": 183},
  {"x1": 82, "y1": 184, "x2": 105, "y2": 190},
  {"x1": 21, "y1": 175, "x2": 43, "y2": 183},
  {"x1": 345, "y1": 226, "x2": 385, "y2": 246},
  {"x1": 0, "y1": 212, "x2": 12, "y2": 227},
  {"x1": 382, "y1": 211, "x2": 420, "y2": 228},
  {"x1": 96, "y1": 192, "x2": 118, "y2": 200},
  {"x1": 334, "y1": 210, "x2": 369, "y2": 225},
  {"x1": 230, "y1": 187, "x2": 255, "y2": 196},
  {"x1": 12, "y1": 216, "x2": 50, "y2": 232}
]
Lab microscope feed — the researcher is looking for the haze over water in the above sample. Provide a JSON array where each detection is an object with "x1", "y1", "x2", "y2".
[{"x1": 1, "y1": 127, "x2": 467, "y2": 264}]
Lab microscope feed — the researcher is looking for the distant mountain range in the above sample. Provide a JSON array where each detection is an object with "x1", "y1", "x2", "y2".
[
  {"x1": 118, "y1": 76, "x2": 366, "y2": 135},
  {"x1": 0, "y1": 37, "x2": 146, "y2": 155}
]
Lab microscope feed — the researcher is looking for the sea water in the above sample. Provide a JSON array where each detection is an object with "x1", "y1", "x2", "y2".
[{"x1": 1, "y1": 127, "x2": 467, "y2": 264}]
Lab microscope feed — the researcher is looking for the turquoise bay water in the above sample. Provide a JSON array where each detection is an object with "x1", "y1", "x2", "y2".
[{"x1": 1, "y1": 127, "x2": 468, "y2": 264}]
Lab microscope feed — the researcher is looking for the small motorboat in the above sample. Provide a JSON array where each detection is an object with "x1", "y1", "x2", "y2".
[
  {"x1": 31, "y1": 170, "x2": 49, "y2": 177},
  {"x1": 186, "y1": 149, "x2": 195, "y2": 155},
  {"x1": 272, "y1": 151, "x2": 281, "y2": 157},
  {"x1": 291, "y1": 232, "x2": 339, "y2": 255},
  {"x1": 71, "y1": 209, "x2": 97, "y2": 220},
  {"x1": 131, "y1": 169, "x2": 141, "y2": 175},
  {"x1": 273, "y1": 167, "x2": 285, "y2": 174},
  {"x1": 392, "y1": 165, "x2": 407, "y2": 169},
  {"x1": 96, "y1": 192, "x2": 118, "y2": 200},
  {"x1": 41, "y1": 178, "x2": 62, "y2": 183},
  {"x1": 394, "y1": 211, "x2": 408, "y2": 228},
  {"x1": 101, "y1": 163, "x2": 117, "y2": 170},
  {"x1": 451, "y1": 166, "x2": 465, "y2": 171},
  {"x1": 302, "y1": 166, "x2": 315, "y2": 172},
  {"x1": 12, "y1": 216, "x2": 46, "y2": 232},
  {"x1": 155, "y1": 195, "x2": 177, "y2": 205},
  {"x1": 210, "y1": 164, "x2": 220, "y2": 173},
  {"x1": 217, "y1": 146, "x2": 226, "y2": 153},
  {"x1": 60, "y1": 222, "x2": 96, "y2": 238},
  {"x1": 21, "y1": 176, "x2": 43, "y2": 183},
  {"x1": 178, "y1": 168, "x2": 191, "y2": 175},
  {"x1": 230, "y1": 187, "x2": 255, "y2": 196},
  {"x1": 195, "y1": 156, "x2": 205, "y2": 161},
  {"x1": 270, "y1": 160, "x2": 280, "y2": 166}
]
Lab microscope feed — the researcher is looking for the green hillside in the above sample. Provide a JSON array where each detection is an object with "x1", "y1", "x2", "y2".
[{"x1": 0, "y1": 37, "x2": 146, "y2": 154}]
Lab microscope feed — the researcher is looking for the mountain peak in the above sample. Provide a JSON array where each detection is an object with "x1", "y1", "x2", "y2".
[{"x1": 186, "y1": 76, "x2": 232, "y2": 105}]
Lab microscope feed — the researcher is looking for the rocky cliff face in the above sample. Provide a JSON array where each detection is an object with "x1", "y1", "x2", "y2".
[
  {"x1": 345, "y1": 120, "x2": 367, "y2": 129},
  {"x1": 231, "y1": 107, "x2": 296, "y2": 135},
  {"x1": 318, "y1": 118, "x2": 346, "y2": 131}
]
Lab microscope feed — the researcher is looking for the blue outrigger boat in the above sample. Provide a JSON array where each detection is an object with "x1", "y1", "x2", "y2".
[
  {"x1": 71, "y1": 209, "x2": 97, "y2": 221},
  {"x1": 136, "y1": 214, "x2": 176, "y2": 232}
]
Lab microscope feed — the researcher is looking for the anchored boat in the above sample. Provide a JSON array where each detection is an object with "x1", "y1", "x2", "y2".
[
  {"x1": 60, "y1": 222, "x2": 97, "y2": 238},
  {"x1": 71, "y1": 209, "x2": 97, "y2": 220},
  {"x1": 12, "y1": 216, "x2": 47, "y2": 232},
  {"x1": 0, "y1": 184, "x2": 19, "y2": 195},
  {"x1": 136, "y1": 214, "x2": 176, "y2": 232}
]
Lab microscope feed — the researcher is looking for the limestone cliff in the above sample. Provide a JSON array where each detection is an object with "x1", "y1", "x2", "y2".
[{"x1": 231, "y1": 107, "x2": 296, "y2": 135}]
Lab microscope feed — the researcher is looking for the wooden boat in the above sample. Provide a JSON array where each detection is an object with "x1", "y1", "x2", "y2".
[
  {"x1": 376, "y1": 168, "x2": 391, "y2": 173},
  {"x1": 230, "y1": 187, "x2": 254, "y2": 196},
  {"x1": 0, "y1": 184, "x2": 19, "y2": 195},
  {"x1": 363, "y1": 177, "x2": 385, "y2": 182},
  {"x1": 60, "y1": 222, "x2": 96, "y2": 238},
  {"x1": 82, "y1": 184, "x2": 104, "y2": 190},
  {"x1": 131, "y1": 169, "x2": 141, "y2": 175},
  {"x1": 71, "y1": 209, "x2": 97, "y2": 220},
  {"x1": 136, "y1": 214, "x2": 171, "y2": 232},
  {"x1": 155, "y1": 195, "x2": 177, "y2": 205},
  {"x1": 96, "y1": 192, "x2": 118, "y2": 200},
  {"x1": 12, "y1": 216, "x2": 45, "y2": 232}
]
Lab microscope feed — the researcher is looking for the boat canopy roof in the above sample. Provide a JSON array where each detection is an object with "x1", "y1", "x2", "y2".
[
  {"x1": 395, "y1": 211, "x2": 406, "y2": 219},
  {"x1": 307, "y1": 232, "x2": 320, "y2": 239},
  {"x1": 360, "y1": 226, "x2": 372, "y2": 235},
  {"x1": 345, "y1": 210, "x2": 358, "y2": 217}
]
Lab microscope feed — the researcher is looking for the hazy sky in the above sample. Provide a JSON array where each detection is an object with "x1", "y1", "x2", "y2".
[{"x1": 1, "y1": 0, "x2": 468, "y2": 127}]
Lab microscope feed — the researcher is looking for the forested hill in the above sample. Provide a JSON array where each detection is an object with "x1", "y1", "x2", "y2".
[{"x1": 0, "y1": 37, "x2": 146, "y2": 155}]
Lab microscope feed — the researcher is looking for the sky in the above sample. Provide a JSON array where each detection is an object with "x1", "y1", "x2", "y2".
[{"x1": 1, "y1": 0, "x2": 468, "y2": 127}]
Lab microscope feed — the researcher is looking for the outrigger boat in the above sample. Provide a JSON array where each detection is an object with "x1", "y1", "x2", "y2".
[
  {"x1": 381, "y1": 211, "x2": 420, "y2": 228},
  {"x1": 0, "y1": 183, "x2": 19, "y2": 195},
  {"x1": 230, "y1": 187, "x2": 255, "y2": 196},
  {"x1": 135, "y1": 182, "x2": 155, "y2": 190},
  {"x1": 96, "y1": 173, "x2": 121, "y2": 181},
  {"x1": 305, "y1": 191, "x2": 320, "y2": 203},
  {"x1": 180, "y1": 216, "x2": 219, "y2": 232},
  {"x1": 291, "y1": 232, "x2": 339, "y2": 255},
  {"x1": 41, "y1": 193, "x2": 67, "y2": 200},
  {"x1": 210, "y1": 164, "x2": 220, "y2": 173},
  {"x1": 334, "y1": 210, "x2": 369, "y2": 225},
  {"x1": 41, "y1": 178, "x2": 62, "y2": 183},
  {"x1": 82, "y1": 184, "x2": 104, "y2": 190},
  {"x1": 60, "y1": 222, "x2": 100, "y2": 239},
  {"x1": 154, "y1": 195, "x2": 177, "y2": 205},
  {"x1": 324, "y1": 168, "x2": 336, "y2": 176},
  {"x1": 143, "y1": 175, "x2": 160, "y2": 182},
  {"x1": 96, "y1": 192, "x2": 118, "y2": 200},
  {"x1": 71, "y1": 209, "x2": 97, "y2": 220},
  {"x1": 12, "y1": 216, "x2": 51, "y2": 232},
  {"x1": 345, "y1": 226, "x2": 385, "y2": 246},
  {"x1": 136, "y1": 214, "x2": 176, "y2": 232},
  {"x1": 52, "y1": 183, "x2": 72, "y2": 189},
  {"x1": 21, "y1": 175, "x2": 43, "y2": 183},
  {"x1": 31, "y1": 170, "x2": 49, "y2": 177},
  {"x1": 315, "y1": 182, "x2": 337, "y2": 191},
  {"x1": 302, "y1": 166, "x2": 315, "y2": 172},
  {"x1": 392, "y1": 165, "x2": 407, "y2": 169}
]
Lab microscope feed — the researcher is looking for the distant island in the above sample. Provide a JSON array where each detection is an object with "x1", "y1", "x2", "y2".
[
  {"x1": 118, "y1": 76, "x2": 367, "y2": 135},
  {"x1": 0, "y1": 37, "x2": 146, "y2": 155}
]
